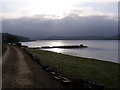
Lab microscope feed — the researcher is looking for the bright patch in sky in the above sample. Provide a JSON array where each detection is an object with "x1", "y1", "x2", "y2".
[
  {"x1": 1, "y1": 0, "x2": 119, "y2": 19},
  {"x1": 25, "y1": 0, "x2": 73, "y2": 19}
]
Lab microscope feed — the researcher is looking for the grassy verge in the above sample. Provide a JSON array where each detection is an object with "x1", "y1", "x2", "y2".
[
  {"x1": 0, "y1": 45, "x2": 1, "y2": 54},
  {"x1": 26, "y1": 48, "x2": 120, "y2": 88},
  {"x1": 2, "y1": 45, "x2": 7, "y2": 55}
]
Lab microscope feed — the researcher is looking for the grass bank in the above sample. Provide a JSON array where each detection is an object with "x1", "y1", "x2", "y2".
[
  {"x1": 26, "y1": 48, "x2": 119, "y2": 88},
  {"x1": 2, "y1": 45, "x2": 7, "y2": 55},
  {"x1": 0, "y1": 44, "x2": 1, "y2": 55}
]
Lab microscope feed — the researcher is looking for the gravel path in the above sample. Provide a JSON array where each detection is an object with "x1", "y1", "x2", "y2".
[{"x1": 2, "y1": 45, "x2": 66, "y2": 88}]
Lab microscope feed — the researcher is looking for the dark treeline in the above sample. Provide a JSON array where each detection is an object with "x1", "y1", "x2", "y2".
[{"x1": 1, "y1": 33, "x2": 29, "y2": 45}]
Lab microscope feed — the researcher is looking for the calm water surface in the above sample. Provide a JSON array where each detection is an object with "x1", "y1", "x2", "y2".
[{"x1": 22, "y1": 40, "x2": 119, "y2": 63}]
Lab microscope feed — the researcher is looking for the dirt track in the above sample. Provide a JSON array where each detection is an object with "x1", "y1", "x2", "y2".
[{"x1": 2, "y1": 45, "x2": 66, "y2": 88}]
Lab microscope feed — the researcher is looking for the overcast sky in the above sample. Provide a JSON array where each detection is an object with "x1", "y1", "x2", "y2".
[{"x1": 1, "y1": 0, "x2": 119, "y2": 38}]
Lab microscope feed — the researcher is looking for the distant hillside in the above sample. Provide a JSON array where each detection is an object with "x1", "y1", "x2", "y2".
[
  {"x1": 1, "y1": 33, "x2": 29, "y2": 42},
  {"x1": 108, "y1": 34, "x2": 120, "y2": 40},
  {"x1": 38, "y1": 35, "x2": 120, "y2": 40}
]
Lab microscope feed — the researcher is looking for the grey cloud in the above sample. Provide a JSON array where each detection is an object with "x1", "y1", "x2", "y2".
[{"x1": 2, "y1": 14, "x2": 118, "y2": 38}]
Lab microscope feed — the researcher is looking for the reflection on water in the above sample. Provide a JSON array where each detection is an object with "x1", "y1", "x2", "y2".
[
  {"x1": 22, "y1": 40, "x2": 119, "y2": 63},
  {"x1": 45, "y1": 48, "x2": 63, "y2": 53},
  {"x1": 50, "y1": 41, "x2": 63, "y2": 46}
]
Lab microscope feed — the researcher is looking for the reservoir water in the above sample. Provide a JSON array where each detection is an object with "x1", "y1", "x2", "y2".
[{"x1": 21, "y1": 40, "x2": 119, "y2": 63}]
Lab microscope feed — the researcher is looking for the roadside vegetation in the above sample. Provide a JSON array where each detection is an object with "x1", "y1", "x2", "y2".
[
  {"x1": 2, "y1": 45, "x2": 7, "y2": 55},
  {"x1": 0, "y1": 44, "x2": 2, "y2": 55},
  {"x1": 25, "y1": 48, "x2": 120, "y2": 88}
]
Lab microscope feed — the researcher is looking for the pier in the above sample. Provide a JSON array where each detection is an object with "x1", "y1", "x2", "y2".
[{"x1": 41, "y1": 44, "x2": 87, "y2": 49}]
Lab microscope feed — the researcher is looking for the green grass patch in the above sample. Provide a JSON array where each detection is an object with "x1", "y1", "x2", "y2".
[
  {"x1": 26, "y1": 48, "x2": 120, "y2": 88},
  {"x1": 2, "y1": 45, "x2": 7, "y2": 55},
  {"x1": 0, "y1": 43, "x2": 2, "y2": 55}
]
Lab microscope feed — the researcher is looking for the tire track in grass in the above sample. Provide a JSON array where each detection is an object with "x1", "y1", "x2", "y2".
[
  {"x1": 2, "y1": 46, "x2": 18, "y2": 88},
  {"x1": 13, "y1": 47, "x2": 32, "y2": 87},
  {"x1": 3, "y1": 46, "x2": 68, "y2": 88}
]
